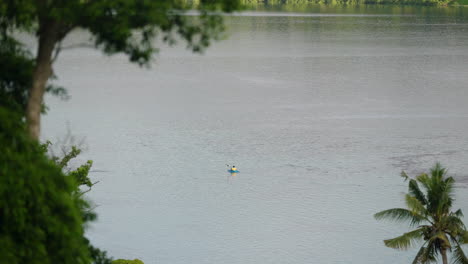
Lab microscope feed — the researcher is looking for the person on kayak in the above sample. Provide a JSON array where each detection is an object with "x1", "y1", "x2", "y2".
[{"x1": 231, "y1": 165, "x2": 237, "y2": 172}]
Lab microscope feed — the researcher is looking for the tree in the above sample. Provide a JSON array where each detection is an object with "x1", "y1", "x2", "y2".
[
  {"x1": 0, "y1": 105, "x2": 116, "y2": 264},
  {"x1": 374, "y1": 163, "x2": 468, "y2": 264},
  {"x1": 0, "y1": 0, "x2": 242, "y2": 140},
  {"x1": 43, "y1": 140, "x2": 116, "y2": 264},
  {"x1": 0, "y1": 36, "x2": 35, "y2": 114},
  {"x1": 0, "y1": 107, "x2": 91, "y2": 264},
  {"x1": 0, "y1": 35, "x2": 68, "y2": 116}
]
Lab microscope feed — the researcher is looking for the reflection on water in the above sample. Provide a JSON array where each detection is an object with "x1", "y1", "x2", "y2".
[
  {"x1": 227, "y1": 172, "x2": 238, "y2": 184},
  {"x1": 43, "y1": 5, "x2": 468, "y2": 264}
]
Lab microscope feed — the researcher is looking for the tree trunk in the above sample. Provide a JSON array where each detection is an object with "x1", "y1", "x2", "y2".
[
  {"x1": 26, "y1": 21, "x2": 59, "y2": 140},
  {"x1": 441, "y1": 248, "x2": 448, "y2": 264}
]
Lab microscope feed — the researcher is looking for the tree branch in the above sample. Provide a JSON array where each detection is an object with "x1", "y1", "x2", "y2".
[{"x1": 78, "y1": 180, "x2": 100, "y2": 197}]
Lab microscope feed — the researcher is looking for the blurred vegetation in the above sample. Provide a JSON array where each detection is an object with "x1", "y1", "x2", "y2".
[
  {"x1": 112, "y1": 259, "x2": 145, "y2": 264},
  {"x1": 0, "y1": 33, "x2": 112, "y2": 264},
  {"x1": 0, "y1": 107, "x2": 91, "y2": 264},
  {"x1": 0, "y1": 36, "x2": 68, "y2": 116},
  {"x1": 234, "y1": 0, "x2": 468, "y2": 19},
  {"x1": 0, "y1": 36, "x2": 34, "y2": 114},
  {"x1": 87, "y1": 238, "x2": 113, "y2": 264},
  {"x1": 0, "y1": 105, "x2": 116, "y2": 264},
  {"x1": 240, "y1": 0, "x2": 467, "y2": 6},
  {"x1": 0, "y1": 0, "x2": 244, "y2": 139}
]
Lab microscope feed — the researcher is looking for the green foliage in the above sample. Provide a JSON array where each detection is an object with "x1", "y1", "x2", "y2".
[
  {"x1": 0, "y1": 107, "x2": 91, "y2": 264},
  {"x1": 48, "y1": 144, "x2": 95, "y2": 189},
  {"x1": 41, "y1": 141, "x2": 114, "y2": 264},
  {"x1": 112, "y1": 259, "x2": 145, "y2": 264},
  {"x1": 1, "y1": 0, "x2": 243, "y2": 139},
  {"x1": 0, "y1": 35, "x2": 34, "y2": 114},
  {"x1": 0, "y1": 0, "x2": 243, "y2": 66},
  {"x1": 70, "y1": 160, "x2": 94, "y2": 188},
  {"x1": 43, "y1": 141, "x2": 97, "y2": 223},
  {"x1": 374, "y1": 163, "x2": 468, "y2": 264},
  {"x1": 86, "y1": 238, "x2": 114, "y2": 264},
  {"x1": 6, "y1": 112, "x2": 112, "y2": 264},
  {"x1": 241, "y1": 0, "x2": 451, "y2": 6},
  {"x1": 383, "y1": 228, "x2": 424, "y2": 250},
  {"x1": 1, "y1": 2, "x2": 218, "y2": 263},
  {"x1": 0, "y1": 35, "x2": 68, "y2": 116}
]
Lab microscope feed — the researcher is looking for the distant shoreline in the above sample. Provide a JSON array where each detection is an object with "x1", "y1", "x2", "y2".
[{"x1": 241, "y1": 0, "x2": 468, "y2": 7}]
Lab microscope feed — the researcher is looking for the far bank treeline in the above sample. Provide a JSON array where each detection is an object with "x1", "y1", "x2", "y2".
[{"x1": 240, "y1": 0, "x2": 468, "y2": 7}]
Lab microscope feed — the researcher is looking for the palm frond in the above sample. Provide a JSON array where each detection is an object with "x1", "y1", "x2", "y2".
[
  {"x1": 435, "y1": 178, "x2": 455, "y2": 216},
  {"x1": 457, "y1": 230, "x2": 468, "y2": 244},
  {"x1": 374, "y1": 208, "x2": 426, "y2": 226},
  {"x1": 419, "y1": 164, "x2": 454, "y2": 216},
  {"x1": 384, "y1": 228, "x2": 424, "y2": 250},
  {"x1": 431, "y1": 163, "x2": 446, "y2": 179},
  {"x1": 409, "y1": 179, "x2": 428, "y2": 205},
  {"x1": 453, "y1": 245, "x2": 468, "y2": 264},
  {"x1": 443, "y1": 177, "x2": 455, "y2": 203},
  {"x1": 445, "y1": 176, "x2": 455, "y2": 186},
  {"x1": 424, "y1": 243, "x2": 438, "y2": 263},
  {"x1": 401, "y1": 171, "x2": 410, "y2": 181},
  {"x1": 454, "y1": 209, "x2": 464, "y2": 218},
  {"x1": 406, "y1": 194, "x2": 428, "y2": 216},
  {"x1": 412, "y1": 244, "x2": 438, "y2": 264},
  {"x1": 427, "y1": 231, "x2": 451, "y2": 249},
  {"x1": 413, "y1": 246, "x2": 426, "y2": 264},
  {"x1": 416, "y1": 173, "x2": 431, "y2": 190},
  {"x1": 445, "y1": 215, "x2": 467, "y2": 236},
  {"x1": 442, "y1": 176, "x2": 455, "y2": 198}
]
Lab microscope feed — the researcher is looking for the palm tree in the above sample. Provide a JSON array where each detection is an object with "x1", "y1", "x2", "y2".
[{"x1": 374, "y1": 163, "x2": 468, "y2": 264}]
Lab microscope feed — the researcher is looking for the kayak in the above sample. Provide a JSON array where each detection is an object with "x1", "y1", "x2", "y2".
[{"x1": 228, "y1": 169, "x2": 239, "y2": 173}]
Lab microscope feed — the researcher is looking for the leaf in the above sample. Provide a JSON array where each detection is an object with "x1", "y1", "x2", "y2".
[
  {"x1": 384, "y1": 228, "x2": 424, "y2": 250},
  {"x1": 406, "y1": 194, "x2": 428, "y2": 217},
  {"x1": 409, "y1": 179, "x2": 428, "y2": 205},
  {"x1": 412, "y1": 246, "x2": 435, "y2": 264},
  {"x1": 454, "y1": 209, "x2": 464, "y2": 218},
  {"x1": 416, "y1": 173, "x2": 431, "y2": 191},
  {"x1": 444, "y1": 215, "x2": 467, "y2": 236},
  {"x1": 374, "y1": 208, "x2": 426, "y2": 226},
  {"x1": 413, "y1": 246, "x2": 424, "y2": 264},
  {"x1": 58, "y1": 145, "x2": 81, "y2": 169},
  {"x1": 458, "y1": 231, "x2": 468, "y2": 244},
  {"x1": 431, "y1": 163, "x2": 446, "y2": 180},
  {"x1": 401, "y1": 171, "x2": 409, "y2": 181},
  {"x1": 452, "y1": 245, "x2": 468, "y2": 264},
  {"x1": 424, "y1": 231, "x2": 451, "y2": 251},
  {"x1": 418, "y1": 242, "x2": 437, "y2": 264}
]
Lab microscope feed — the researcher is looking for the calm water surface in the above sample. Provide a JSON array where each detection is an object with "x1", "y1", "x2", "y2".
[{"x1": 43, "y1": 6, "x2": 468, "y2": 264}]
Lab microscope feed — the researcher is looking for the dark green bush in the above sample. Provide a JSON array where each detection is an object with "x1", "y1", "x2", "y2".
[{"x1": 0, "y1": 107, "x2": 91, "y2": 264}]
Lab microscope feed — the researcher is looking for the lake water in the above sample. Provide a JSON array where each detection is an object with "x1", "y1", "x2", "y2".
[{"x1": 43, "y1": 5, "x2": 468, "y2": 264}]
